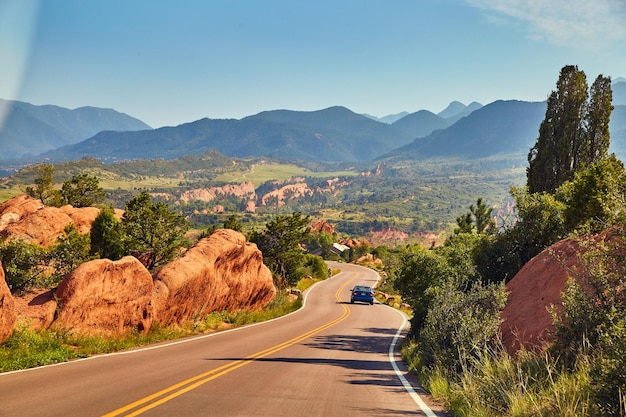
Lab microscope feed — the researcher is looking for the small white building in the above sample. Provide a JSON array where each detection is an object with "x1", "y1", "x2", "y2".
[{"x1": 330, "y1": 242, "x2": 350, "y2": 256}]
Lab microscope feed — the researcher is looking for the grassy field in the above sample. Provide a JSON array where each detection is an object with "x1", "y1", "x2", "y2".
[{"x1": 215, "y1": 162, "x2": 359, "y2": 187}]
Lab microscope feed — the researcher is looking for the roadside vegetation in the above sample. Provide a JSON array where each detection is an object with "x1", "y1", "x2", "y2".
[
  {"x1": 0, "y1": 290, "x2": 303, "y2": 373},
  {"x1": 388, "y1": 66, "x2": 626, "y2": 416},
  {"x1": 0, "y1": 165, "x2": 335, "y2": 372}
]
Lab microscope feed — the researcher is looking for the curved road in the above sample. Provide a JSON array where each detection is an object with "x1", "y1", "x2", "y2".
[{"x1": 0, "y1": 262, "x2": 447, "y2": 416}]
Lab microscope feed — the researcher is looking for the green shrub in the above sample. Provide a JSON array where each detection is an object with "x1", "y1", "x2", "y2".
[
  {"x1": 417, "y1": 278, "x2": 508, "y2": 376},
  {"x1": 0, "y1": 239, "x2": 48, "y2": 292}
]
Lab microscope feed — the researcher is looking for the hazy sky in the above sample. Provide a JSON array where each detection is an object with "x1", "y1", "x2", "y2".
[{"x1": 2, "y1": 0, "x2": 625, "y2": 128}]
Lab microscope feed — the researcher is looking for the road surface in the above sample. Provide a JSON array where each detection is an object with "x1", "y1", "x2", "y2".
[{"x1": 0, "y1": 262, "x2": 447, "y2": 416}]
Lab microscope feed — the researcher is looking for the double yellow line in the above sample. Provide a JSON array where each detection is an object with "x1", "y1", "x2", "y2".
[{"x1": 103, "y1": 279, "x2": 353, "y2": 417}]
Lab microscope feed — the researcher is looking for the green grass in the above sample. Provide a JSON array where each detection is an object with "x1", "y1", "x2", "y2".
[
  {"x1": 0, "y1": 188, "x2": 25, "y2": 202},
  {"x1": 401, "y1": 339, "x2": 597, "y2": 417},
  {"x1": 215, "y1": 162, "x2": 358, "y2": 187}
]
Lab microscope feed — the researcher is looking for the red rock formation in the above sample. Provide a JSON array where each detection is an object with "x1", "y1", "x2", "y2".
[
  {"x1": 152, "y1": 229, "x2": 275, "y2": 327},
  {"x1": 0, "y1": 195, "x2": 122, "y2": 247},
  {"x1": 12, "y1": 289, "x2": 57, "y2": 331},
  {"x1": 0, "y1": 194, "x2": 44, "y2": 231},
  {"x1": 368, "y1": 227, "x2": 409, "y2": 246},
  {"x1": 310, "y1": 219, "x2": 335, "y2": 235},
  {"x1": 3, "y1": 195, "x2": 276, "y2": 338},
  {"x1": 243, "y1": 201, "x2": 256, "y2": 213},
  {"x1": 500, "y1": 238, "x2": 585, "y2": 353},
  {"x1": 179, "y1": 182, "x2": 256, "y2": 203},
  {"x1": 260, "y1": 181, "x2": 312, "y2": 207},
  {"x1": 0, "y1": 261, "x2": 16, "y2": 343},
  {"x1": 53, "y1": 256, "x2": 154, "y2": 336}
]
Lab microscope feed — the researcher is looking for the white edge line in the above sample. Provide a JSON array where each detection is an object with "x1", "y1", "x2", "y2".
[
  {"x1": 376, "y1": 266, "x2": 437, "y2": 417},
  {"x1": 0, "y1": 275, "x2": 334, "y2": 377}
]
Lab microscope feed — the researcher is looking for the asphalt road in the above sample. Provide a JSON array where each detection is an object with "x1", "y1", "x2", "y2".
[{"x1": 0, "y1": 262, "x2": 448, "y2": 417}]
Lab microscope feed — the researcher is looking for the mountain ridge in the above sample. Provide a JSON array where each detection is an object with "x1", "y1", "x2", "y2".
[
  {"x1": 0, "y1": 99, "x2": 151, "y2": 159},
  {"x1": 4, "y1": 80, "x2": 625, "y2": 166}
]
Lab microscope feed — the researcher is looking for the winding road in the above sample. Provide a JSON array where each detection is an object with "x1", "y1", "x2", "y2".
[{"x1": 0, "y1": 262, "x2": 447, "y2": 416}]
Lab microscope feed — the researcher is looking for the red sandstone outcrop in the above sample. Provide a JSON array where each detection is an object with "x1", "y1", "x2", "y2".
[
  {"x1": 260, "y1": 182, "x2": 312, "y2": 207},
  {"x1": 369, "y1": 227, "x2": 409, "y2": 246},
  {"x1": 0, "y1": 195, "x2": 122, "y2": 247},
  {"x1": 53, "y1": 256, "x2": 154, "y2": 336},
  {"x1": 310, "y1": 219, "x2": 335, "y2": 235},
  {"x1": 0, "y1": 262, "x2": 16, "y2": 343},
  {"x1": 0, "y1": 194, "x2": 44, "y2": 230},
  {"x1": 243, "y1": 201, "x2": 256, "y2": 213},
  {"x1": 152, "y1": 229, "x2": 275, "y2": 327},
  {"x1": 13, "y1": 289, "x2": 57, "y2": 331},
  {"x1": 500, "y1": 238, "x2": 586, "y2": 353},
  {"x1": 179, "y1": 182, "x2": 256, "y2": 203},
  {"x1": 355, "y1": 253, "x2": 383, "y2": 267},
  {"x1": 2, "y1": 195, "x2": 277, "y2": 338}
]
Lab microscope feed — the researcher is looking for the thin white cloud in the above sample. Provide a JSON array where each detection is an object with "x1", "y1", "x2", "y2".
[{"x1": 465, "y1": 0, "x2": 626, "y2": 47}]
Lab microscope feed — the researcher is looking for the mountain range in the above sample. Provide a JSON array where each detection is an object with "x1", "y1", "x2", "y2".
[
  {"x1": 2, "y1": 79, "x2": 625, "y2": 166},
  {"x1": 0, "y1": 100, "x2": 151, "y2": 159},
  {"x1": 40, "y1": 104, "x2": 485, "y2": 163}
]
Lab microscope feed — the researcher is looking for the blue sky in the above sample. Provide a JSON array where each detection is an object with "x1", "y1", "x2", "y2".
[{"x1": 1, "y1": 0, "x2": 625, "y2": 128}]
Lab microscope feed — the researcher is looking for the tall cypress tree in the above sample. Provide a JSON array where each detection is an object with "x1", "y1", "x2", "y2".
[
  {"x1": 583, "y1": 74, "x2": 613, "y2": 166},
  {"x1": 527, "y1": 65, "x2": 612, "y2": 194}
]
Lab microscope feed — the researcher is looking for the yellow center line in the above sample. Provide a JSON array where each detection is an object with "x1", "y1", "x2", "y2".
[{"x1": 103, "y1": 277, "x2": 354, "y2": 417}]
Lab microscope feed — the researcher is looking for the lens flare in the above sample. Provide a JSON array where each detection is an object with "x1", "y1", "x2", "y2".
[{"x1": 0, "y1": 0, "x2": 40, "y2": 129}]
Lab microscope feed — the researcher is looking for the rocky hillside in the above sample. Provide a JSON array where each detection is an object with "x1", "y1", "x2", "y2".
[{"x1": 0, "y1": 196, "x2": 276, "y2": 342}]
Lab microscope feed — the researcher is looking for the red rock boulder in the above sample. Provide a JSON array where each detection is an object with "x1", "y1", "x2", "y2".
[
  {"x1": 499, "y1": 238, "x2": 585, "y2": 353},
  {"x1": 13, "y1": 289, "x2": 57, "y2": 331},
  {"x1": 0, "y1": 195, "x2": 123, "y2": 247},
  {"x1": 0, "y1": 261, "x2": 16, "y2": 343},
  {"x1": 152, "y1": 229, "x2": 275, "y2": 327},
  {"x1": 53, "y1": 256, "x2": 154, "y2": 336},
  {"x1": 0, "y1": 194, "x2": 44, "y2": 231}
]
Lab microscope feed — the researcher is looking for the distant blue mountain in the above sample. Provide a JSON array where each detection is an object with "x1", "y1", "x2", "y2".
[
  {"x1": 0, "y1": 100, "x2": 151, "y2": 159},
  {"x1": 613, "y1": 80, "x2": 626, "y2": 106},
  {"x1": 382, "y1": 99, "x2": 626, "y2": 162},
  {"x1": 437, "y1": 101, "x2": 483, "y2": 120},
  {"x1": 362, "y1": 111, "x2": 409, "y2": 124},
  {"x1": 385, "y1": 100, "x2": 547, "y2": 159},
  {"x1": 40, "y1": 106, "x2": 414, "y2": 163},
  {"x1": 12, "y1": 97, "x2": 626, "y2": 166}
]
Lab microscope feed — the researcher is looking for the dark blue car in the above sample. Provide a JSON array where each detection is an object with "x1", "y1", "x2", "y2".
[{"x1": 350, "y1": 285, "x2": 374, "y2": 305}]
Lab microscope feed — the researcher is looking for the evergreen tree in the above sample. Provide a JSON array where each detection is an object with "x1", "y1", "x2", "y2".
[
  {"x1": 25, "y1": 163, "x2": 63, "y2": 206},
  {"x1": 249, "y1": 212, "x2": 310, "y2": 287},
  {"x1": 527, "y1": 65, "x2": 588, "y2": 193},
  {"x1": 583, "y1": 74, "x2": 613, "y2": 166},
  {"x1": 454, "y1": 198, "x2": 494, "y2": 234},
  {"x1": 61, "y1": 173, "x2": 105, "y2": 208},
  {"x1": 90, "y1": 206, "x2": 126, "y2": 260},
  {"x1": 472, "y1": 198, "x2": 495, "y2": 234},
  {"x1": 527, "y1": 66, "x2": 613, "y2": 194},
  {"x1": 455, "y1": 212, "x2": 474, "y2": 234},
  {"x1": 122, "y1": 191, "x2": 189, "y2": 271},
  {"x1": 48, "y1": 223, "x2": 92, "y2": 282},
  {"x1": 223, "y1": 214, "x2": 244, "y2": 232}
]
